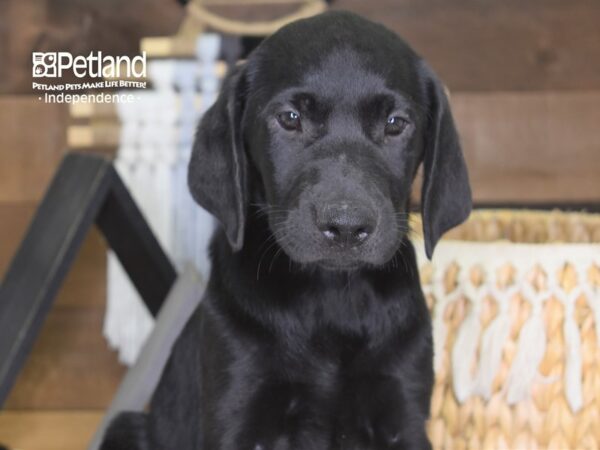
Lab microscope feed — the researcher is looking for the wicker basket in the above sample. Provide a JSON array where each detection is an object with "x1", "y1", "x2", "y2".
[{"x1": 413, "y1": 210, "x2": 600, "y2": 450}]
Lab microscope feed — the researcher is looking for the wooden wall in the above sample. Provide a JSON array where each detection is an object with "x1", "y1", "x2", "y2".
[
  {"x1": 5, "y1": 1, "x2": 600, "y2": 94},
  {"x1": 0, "y1": 97, "x2": 125, "y2": 449},
  {"x1": 0, "y1": 1, "x2": 183, "y2": 447},
  {"x1": 0, "y1": 0, "x2": 599, "y2": 448}
]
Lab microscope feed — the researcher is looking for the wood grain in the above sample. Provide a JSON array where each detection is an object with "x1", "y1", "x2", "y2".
[
  {"x1": 0, "y1": 0, "x2": 184, "y2": 94},
  {"x1": 0, "y1": 202, "x2": 119, "y2": 410},
  {"x1": 335, "y1": 0, "x2": 600, "y2": 91},
  {"x1": 0, "y1": 411, "x2": 103, "y2": 450},
  {"x1": 452, "y1": 91, "x2": 600, "y2": 202},
  {"x1": 0, "y1": 201, "x2": 108, "y2": 310},
  {"x1": 0, "y1": 0, "x2": 47, "y2": 95},
  {"x1": 4, "y1": 307, "x2": 125, "y2": 410},
  {"x1": 54, "y1": 229, "x2": 108, "y2": 310},
  {"x1": 0, "y1": 201, "x2": 120, "y2": 410},
  {"x1": 0, "y1": 96, "x2": 68, "y2": 203},
  {"x1": 0, "y1": 1, "x2": 8, "y2": 89},
  {"x1": 0, "y1": 203, "x2": 36, "y2": 280},
  {"x1": 3, "y1": 0, "x2": 600, "y2": 92}
]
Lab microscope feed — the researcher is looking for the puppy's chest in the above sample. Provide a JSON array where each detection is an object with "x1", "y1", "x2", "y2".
[{"x1": 282, "y1": 289, "x2": 403, "y2": 359}]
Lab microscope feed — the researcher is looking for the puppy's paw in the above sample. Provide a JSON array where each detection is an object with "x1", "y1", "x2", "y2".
[
  {"x1": 371, "y1": 399, "x2": 431, "y2": 450},
  {"x1": 251, "y1": 424, "x2": 330, "y2": 450},
  {"x1": 334, "y1": 379, "x2": 430, "y2": 450},
  {"x1": 252, "y1": 436, "x2": 292, "y2": 450},
  {"x1": 335, "y1": 415, "x2": 400, "y2": 449},
  {"x1": 335, "y1": 423, "x2": 424, "y2": 450},
  {"x1": 334, "y1": 405, "x2": 375, "y2": 450}
]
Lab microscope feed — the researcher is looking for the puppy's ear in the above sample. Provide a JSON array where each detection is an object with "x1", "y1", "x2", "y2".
[
  {"x1": 419, "y1": 62, "x2": 472, "y2": 259},
  {"x1": 188, "y1": 66, "x2": 247, "y2": 251}
]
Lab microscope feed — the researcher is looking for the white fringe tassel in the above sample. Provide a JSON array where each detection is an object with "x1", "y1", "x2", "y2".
[
  {"x1": 417, "y1": 241, "x2": 600, "y2": 412},
  {"x1": 103, "y1": 35, "x2": 222, "y2": 366},
  {"x1": 451, "y1": 270, "x2": 486, "y2": 403},
  {"x1": 504, "y1": 284, "x2": 551, "y2": 405},
  {"x1": 473, "y1": 284, "x2": 516, "y2": 399}
]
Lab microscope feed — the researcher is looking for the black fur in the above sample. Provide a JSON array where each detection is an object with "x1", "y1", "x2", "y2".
[{"x1": 101, "y1": 11, "x2": 471, "y2": 450}]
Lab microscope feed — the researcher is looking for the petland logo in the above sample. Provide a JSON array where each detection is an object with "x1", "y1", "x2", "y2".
[
  {"x1": 32, "y1": 51, "x2": 146, "y2": 78},
  {"x1": 32, "y1": 51, "x2": 147, "y2": 104}
]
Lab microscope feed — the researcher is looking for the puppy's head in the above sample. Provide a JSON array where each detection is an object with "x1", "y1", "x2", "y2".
[{"x1": 189, "y1": 11, "x2": 471, "y2": 270}]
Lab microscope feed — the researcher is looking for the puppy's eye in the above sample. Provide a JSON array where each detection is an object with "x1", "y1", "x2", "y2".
[
  {"x1": 385, "y1": 116, "x2": 408, "y2": 136},
  {"x1": 277, "y1": 111, "x2": 301, "y2": 131}
]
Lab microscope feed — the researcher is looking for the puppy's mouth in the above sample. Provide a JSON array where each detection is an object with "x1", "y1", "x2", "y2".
[
  {"x1": 267, "y1": 201, "x2": 404, "y2": 270},
  {"x1": 272, "y1": 226, "x2": 404, "y2": 271},
  {"x1": 316, "y1": 258, "x2": 365, "y2": 272}
]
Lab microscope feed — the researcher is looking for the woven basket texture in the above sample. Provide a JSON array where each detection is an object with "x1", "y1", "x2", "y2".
[{"x1": 417, "y1": 210, "x2": 600, "y2": 450}]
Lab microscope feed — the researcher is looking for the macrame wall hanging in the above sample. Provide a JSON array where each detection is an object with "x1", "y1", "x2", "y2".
[
  {"x1": 104, "y1": 35, "x2": 224, "y2": 365},
  {"x1": 415, "y1": 210, "x2": 600, "y2": 450}
]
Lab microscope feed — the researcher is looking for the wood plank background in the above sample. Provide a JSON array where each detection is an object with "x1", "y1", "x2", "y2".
[
  {"x1": 4, "y1": 0, "x2": 600, "y2": 94},
  {"x1": 339, "y1": 0, "x2": 600, "y2": 91},
  {"x1": 454, "y1": 91, "x2": 600, "y2": 202},
  {"x1": 0, "y1": 0, "x2": 599, "y2": 448},
  {"x1": 0, "y1": 411, "x2": 103, "y2": 450}
]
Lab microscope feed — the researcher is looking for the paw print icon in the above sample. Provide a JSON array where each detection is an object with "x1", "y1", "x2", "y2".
[{"x1": 32, "y1": 53, "x2": 57, "y2": 77}]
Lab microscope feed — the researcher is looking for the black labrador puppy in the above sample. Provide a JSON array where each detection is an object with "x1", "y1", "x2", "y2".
[{"x1": 101, "y1": 10, "x2": 471, "y2": 450}]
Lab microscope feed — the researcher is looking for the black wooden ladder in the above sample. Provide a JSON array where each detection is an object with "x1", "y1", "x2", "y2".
[{"x1": 0, "y1": 152, "x2": 177, "y2": 407}]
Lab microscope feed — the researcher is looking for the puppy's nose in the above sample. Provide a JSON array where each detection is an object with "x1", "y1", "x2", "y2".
[{"x1": 316, "y1": 203, "x2": 375, "y2": 246}]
